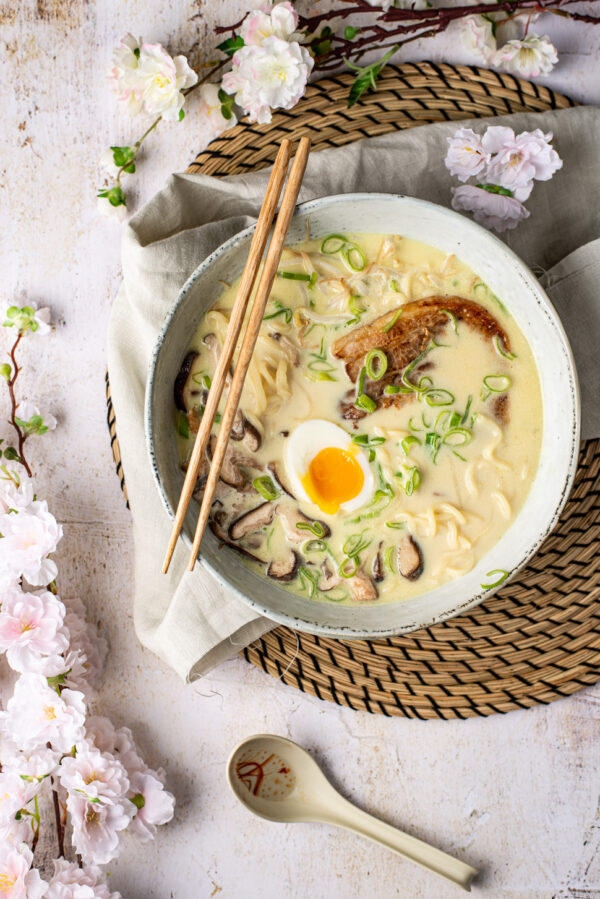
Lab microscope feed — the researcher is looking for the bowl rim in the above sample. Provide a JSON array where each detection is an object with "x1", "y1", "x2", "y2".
[{"x1": 145, "y1": 192, "x2": 581, "y2": 639}]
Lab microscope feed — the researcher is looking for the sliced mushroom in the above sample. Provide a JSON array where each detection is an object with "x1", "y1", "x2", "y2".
[
  {"x1": 209, "y1": 517, "x2": 262, "y2": 563},
  {"x1": 349, "y1": 569, "x2": 378, "y2": 602},
  {"x1": 267, "y1": 549, "x2": 301, "y2": 581},
  {"x1": 372, "y1": 543, "x2": 384, "y2": 582},
  {"x1": 208, "y1": 435, "x2": 259, "y2": 490},
  {"x1": 397, "y1": 535, "x2": 423, "y2": 581},
  {"x1": 277, "y1": 504, "x2": 331, "y2": 542},
  {"x1": 228, "y1": 502, "x2": 276, "y2": 540},
  {"x1": 270, "y1": 331, "x2": 300, "y2": 366},
  {"x1": 318, "y1": 560, "x2": 343, "y2": 592},
  {"x1": 267, "y1": 461, "x2": 295, "y2": 499},
  {"x1": 242, "y1": 420, "x2": 262, "y2": 452},
  {"x1": 187, "y1": 408, "x2": 202, "y2": 434},
  {"x1": 174, "y1": 351, "x2": 200, "y2": 412},
  {"x1": 230, "y1": 409, "x2": 246, "y2": 441}
]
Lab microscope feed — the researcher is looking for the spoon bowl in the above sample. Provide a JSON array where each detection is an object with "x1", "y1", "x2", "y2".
[{"x1": 227, "y1": 734, "x2": 478, "y2": 891}]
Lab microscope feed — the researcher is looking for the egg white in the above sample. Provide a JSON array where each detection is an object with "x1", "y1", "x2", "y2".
[{"x1": 284, "y1": 419, "x2": 375, "y2": 517}]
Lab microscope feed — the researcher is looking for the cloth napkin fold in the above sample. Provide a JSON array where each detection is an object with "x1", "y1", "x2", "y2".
[{"x1": 107, "y1": 106, "x2": 600, "y2": 683}]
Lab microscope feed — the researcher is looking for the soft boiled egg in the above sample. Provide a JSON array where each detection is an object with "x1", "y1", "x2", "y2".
[{"x1": 285, "y1": 420, "x2": 375, "y2": 516}]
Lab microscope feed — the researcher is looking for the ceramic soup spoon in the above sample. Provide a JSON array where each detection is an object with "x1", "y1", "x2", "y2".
[{"x1": 226, "y1": 734, "x2": 478, "y2": 891}]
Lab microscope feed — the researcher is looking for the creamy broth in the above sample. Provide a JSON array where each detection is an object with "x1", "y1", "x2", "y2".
[{"x1": 175, "y1": 233, "x2": 542, "y2": 605}]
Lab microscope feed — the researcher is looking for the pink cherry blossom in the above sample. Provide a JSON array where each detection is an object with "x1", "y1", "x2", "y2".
[
  {"x1": 241, "y1": 1, "x2": 298, "y2": 46},
  {"x1": 445, "y1": 128, "x2": 490, "y2": 182},
  {"x1": 0, "y1": 844, "x2": 47, "y2": 899},
  {"x1": 0, "y1": 588, "x2": 68, "y2": 672},
  {"x1": 107, "y1": 33, "x2": 143, "y2": 116},
  {"x1": 45, "y1": 859, "x2": 122, "y2": 899},
  {"x1": 0, "y1": 773, "x2": 39, "y2": 829},
  {"x1": 222, "y1": 35, "x2": 313, "y2": 124},
  {"x1": 60, "y1": 744, "x2": 129, "y2": 805},
  {"x1": 128, "y1": 768, "x2": 175, "y2": 841},
  {"x1": 451, "y1": 185, "x2": 530, "y2": 232},
  {"x1": 1, "y1": 673, "x2": 86, "y2": 754},
  {"x1": 1, "y1": 743, "x2": 61, "y2": 780},
  {"x1": 197, "y1": 83, "x2": 237, "y2": 143},
  {"x1": 0, "y1": 501, "x2": 62, "y2": 587},
  {"x1": 63, "y1": 607, "x2": 108, "y2": 691},
  {"x1": 67, "y1": 793, "x2": 132, "y2": 865},
  {"x1": 484, "y1": 127, "x2": 562, "y2": 200},
  {"x1": 457, "y1": 15, "x2": 496, "y2": 63},
  {"x1": 84, "y1": 718, "x2": 145, "y2": 777},
  {"x1": 0, "y1": 477, "x2": 35, "y2": 515}
]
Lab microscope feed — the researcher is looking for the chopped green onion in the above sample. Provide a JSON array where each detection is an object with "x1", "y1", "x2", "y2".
[
  {"x1": 321, "y1": 234, "x2": 346, "y2": 254},
  {"x1": 352, "y1": 434, "x2": 385, "y2": 448},
  {"x1": 263, "y1": 300, "x2": 292, "y2": 323},
  {"x1": 356, "y1": 365, "x2": 366, "y2": 397},
  {"x1": 343, "y1": 533, "x2": 371, "y2": 558},
  {"x1": 326, "y1": 587, "x2": 349, "y2": 602},
  {"x1": 365, "y1": 348, "x2": 388, "y2": 381},
  {"x1": 424, "y1": 388, "x2": 454, "y2": 407},
  {"x1": 278, "y1": 271, "x2": 312, "y2": 282},
  {"x1": 493, "y1": 335, "x2": 516, "y2": 361},
  {"x1": 408, "y1": 417, "x2": 422, "y2": 432},
  {"x1": 435, "y1": 410, "x2": 452, "y2": 432},
  {"x1": 400, "y1": 344, "x2": 432, "y2": 393},
  {"x1": 339, "y1": 556, "x2": 359, "y2": 578},
  {"x1": 343, "y1": 244, "x2": 366, "y2": 271},
  {"x1": 252, "y1": 476, "x2": 279, "y2": 501},
  {"x1": 385, "y1": 521, "x2": 405, "y2": 530},
  {"x1": 384, "y1": 545, "x2": 395, "y2": 573},
  {"x1": 384, "y1": 384, "x2": 412, "y2": 395},
  {"x1": 401, "y1": 435, "x2": 421, "y2": 454},
  {"x1": 298, "y1": 566, "x2": 320, "y2": 598},
  {"x1": 404, "y1": 467, "x2": 421, "y2": 495},
  {"x1": 177, "y1": 412, "x2": 190, "y2": 439},
  {"x1": 347, "y1": 295, "x2": 365, "y2": 324},
  {"x1": 440, "y1": 309, "x2": 459, "y2": 334},
  {"x1": 483, "y1": 374, "x2": 511, "y2": 393},
  {"x1": 390, "y1": 279, "x2": 399, "y2": 293},
  {"x1": 449, "y1": 411, "x2": 462, "y2": 429},
  {"x1": 442, "y1": 427, "x2": 472, "y2": 447},
  {"x1": 481, "y1": 568, "x2": 509, "y2": 589},
  {"x1": 296, "y1": 520, "x2": 326, "y2": 538},
  {"x1": 453, "y1": 450, "x2": 467, "y2": 462},
  {"x1": 425, "y1": 431, "x2": 441, "y2": 463},
  {"x1": 191, "y1": 371, "x2": 207, "y2": 386},
  {"x1": 302, "y1": 539, "x2": 328, "y2": 554},
  {"x1": 381, "y1": 308, "x2": 403, "y2": 332},
  {"x1": 356, "y1": 393, "x2": 377, "y2": 413},
  {"x1": 461, "y1": 395, "x2": 473, "y2": 425}
]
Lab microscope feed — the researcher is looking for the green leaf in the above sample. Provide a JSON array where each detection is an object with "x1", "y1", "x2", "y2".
[
  {"x1": 3, "y1": 447, "x2": 19, "y2": 461},
  {"x1": 3, "y1": 305, "x2": 38, "y2": 332},
  {"x1": 344, "y1": 26, "x2": 358, "y2": 40},
  {"x1": 321, "y1": 26, "x2": 333, "y2": 38},
  {"x1": 123, "y1": 162, "x2": 136, "y2": 174},
  {"x1": 130, "y1": 792, "x2": 146, "y2": 810},
  {"x1": 177, "y1": 411, "x2": 190, "y2": 439},
  {"x1": 111, "y1": 145, "x2": 135, "y2": 167},
  {"x1": 347, "y1": 46, "x2": 398, "y2": 108},
  {"x1": 133, "y1": 46, "x2": 140, "y2": 59},
  {"x1": 14, "y1": 414, "x2": 50, "y2": 436},
  {"x1": 106, "y1": 186, "x2": 126, "y2": 208},
  {"x1": 218, "y1": 88, "x2": 236, "y2": 122},
  {"x1": 178, "y1": 109, "x2": 185, "y2": 122},
  {"x1": 476, "y1": 182, "x2": 513, "y2": 197},
  {"x1": 0, "y1": 363, "x2": 11, "y2": 381},
  {"x1": 216, "y1": 35, "x2": 244, "y2": 57}
]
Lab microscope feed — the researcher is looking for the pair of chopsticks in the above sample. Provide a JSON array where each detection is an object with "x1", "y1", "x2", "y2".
[{"x1": 163, "y1": 136, "x2": 311, "y2": 574}]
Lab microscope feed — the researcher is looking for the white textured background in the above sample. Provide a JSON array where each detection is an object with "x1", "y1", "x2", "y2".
[{"x1": 1, "y1": 2, "x2": 600, "y2": 897}]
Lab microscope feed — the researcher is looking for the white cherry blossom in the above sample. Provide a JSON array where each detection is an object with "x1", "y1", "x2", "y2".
[
  {"x1": 197, "y1": 83, "x2": 237, "y2": 142},
  {"x1": 493, "y1": 34, "x2": 558, "y2": 78},
  {"x1": 445, "y1": 128, "x2": 490, "y2": 182},
  {"x1": 0, "y1": 773, "x2": 39, "y2": 827},
  {"x1": 107, "y1": 33, "x2": 143, "y2": 116},
  {"x1": 67, "y1": 793, "x2": 132, "y2": 865},
  {"x1": 1, "y1": 673, "x2": 86, "y2": 754},
  {"x1": 240, "y1": 1, "x2": 298, "y2": 46},
  {"x1": 1, "y1": 744, "x2": 61, "y2": 780},
  {"x1": 484, "y1": 127, "x2": 562, "y2": 200},
  {"x1": 0, "y1": 844, "x2": 47, "y2": 899},
  {"x1": 458, "y1": 15, "x2": 496, "y2": 62},
  {"x1": 97, "y1": 196, "x2": 127, "y2": 223},
  {"x1": 85, "y1": 717, "x2": 145, "y2": 777},
  {"x1": 136, "y1": 43, "x2": 198, "y2": 121},
  {"x1": 64, "y1": 606, "x2": 108, "y2": 691},
  {"x1": 0, "y1": 588, "x2": 68, "y2": 672},
  {"x1": 15, "y1": 401, "x2": 57, "y2": 434},
  {"x1": 222, "y1": 35, "x2": 313, "y2": 124},
  {"x1": 0, "y1": 477, "x2": 35, "y2": 515},
  {"x1": 0, "y1": 501, "x2": 62, "y2": 587},
  {"x1": 451, "y1": 184, "x2": 530, "y2": 232},
  {"x1": 60, "y1": 744, "x2": 129, "y2": 805},
  {"x1": 45, "y1": 859, "x2": 122, "y2": 899},
  {"x1": 128, "y1": 768, "x2": 175, "y2": 841}
]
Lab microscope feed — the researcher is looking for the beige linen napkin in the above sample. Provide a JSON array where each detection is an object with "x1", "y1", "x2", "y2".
[{"x1": 107, "y1": 106, "x2": 600, "y2": 682}]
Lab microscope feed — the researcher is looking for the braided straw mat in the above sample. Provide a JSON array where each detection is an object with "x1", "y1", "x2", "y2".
[{"x1": 107, "y1": 62, "x2": 600, "y2": 719}]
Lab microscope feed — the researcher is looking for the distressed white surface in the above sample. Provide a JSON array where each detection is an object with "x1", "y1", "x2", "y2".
[{"x1": 1, "y1": 1, "x2": 600, "y2": 897}]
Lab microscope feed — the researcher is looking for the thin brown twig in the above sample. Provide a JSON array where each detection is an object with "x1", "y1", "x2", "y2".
[
  {"x1": 6, "y1": 331, "x2": 32, "y2": 477},
  {"x1": 51, "y1": 780, "x2": 65, "y2": 858}
]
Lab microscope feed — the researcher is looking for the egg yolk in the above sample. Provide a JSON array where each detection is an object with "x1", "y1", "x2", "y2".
[{"x1": 301, "y1": 446, "x2": 365, "y2": 515}]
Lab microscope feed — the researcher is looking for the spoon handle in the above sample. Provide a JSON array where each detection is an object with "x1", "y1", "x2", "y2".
[{"x1": 324, "y1": 793, "x2": 477, "y2": 891}]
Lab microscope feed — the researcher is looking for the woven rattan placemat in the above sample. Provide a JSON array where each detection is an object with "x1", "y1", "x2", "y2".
[{"x1": 107, "y1": 62, "x2": 600, "y2": 718}]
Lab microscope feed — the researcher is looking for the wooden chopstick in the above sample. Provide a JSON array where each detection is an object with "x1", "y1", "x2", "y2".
[
  {"x1": 162, "y1": 139, "x2": 293, "y2": 574},
  {"x1": 187, "y1": 136, "x2": 311, "y2": 572}
]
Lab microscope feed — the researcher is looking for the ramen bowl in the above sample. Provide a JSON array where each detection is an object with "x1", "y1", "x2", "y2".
[{"x1": 145, "y1": 194, "x2": 580, "y2": 639}]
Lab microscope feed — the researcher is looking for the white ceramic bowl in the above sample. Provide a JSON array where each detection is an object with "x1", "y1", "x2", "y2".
[{"x1": 146, "y1": 194, "x2": 580, "y2": 639}]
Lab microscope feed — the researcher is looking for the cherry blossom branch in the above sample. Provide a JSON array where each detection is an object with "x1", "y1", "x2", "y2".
[
  {"x1": 51, "y1": 779, "x2": 65, "y2": 858},
  {"x1": 6, "y1": 331, "x2": 32, "y2": 477}
]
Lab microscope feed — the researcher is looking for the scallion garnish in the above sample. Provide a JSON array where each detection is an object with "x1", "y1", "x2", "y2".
[
  {"x1": 440, "y1": 309, "x2": 459, "y2": 334},
  {"x1": 404, "y1": 467, "x2": 421, "y2": 495},
  {"x1": 296, "y1": 520, "x2": 326, "y2": 538},
  {"x1": 461, "y1": 395, "x2": 473, "y2": 425},
  {"x1": 483, "y1": 374, "x2": 511, "y2": 393},
  {"x1": 321, "y1": 234, "x2": 346, "y2": 255},
  {"x1": 425, "y1": 431, "x2": 441, "y2": 463},
  {"x1": 385, "y1": 521, "x2": 405, "y2": 530},
  {"x1": 352, "y1": 434, "x2": 385, "y2": 448},
  {"x1": 263, "y1": 299, "x2": 293, "y2": 323},
  {"x1": 177, "y1": 412, "x2": 190, "y2": 439},
  {"x1": 302, "y1": 539, "x2": 328, "y2": 554},
  {"x1": 343, "y1": 533, "x2": 371, "y2": 558},
  {"x1": 384, "y1": 384, "x2": 412, "y2": 395},
  {"x1": 298, "y1": 566, "x2": 320, "y2": 598},
  {"x1": 365, "y1": 348, "x2": 388, "y2": 381},
  {"x1": 356, "y1": 393, "x2": 377, "y2": 413},
  {"x1": 390, "y1": 279, "x2": 399, "y2": 293},
  {"x1": 480, "y1": 568, "x2": 509, "y2": 589},
  {"x1": 384, "y1": 545, "x2": 396, "y2": 573},
  {"x1": 493, "y1": 335, "x2": 516, "y2": 361},
  {"x1": 347, "y1": 295, "x2": 365, "y2": 325},
  {"x1": 381, "y1": 308, "x2": 403, "y2": 332},
  {"x1": 307, "y1": 338, "x2": 337, "y2": 381},
  {"x1": 343, "y1": 244, "x2": 366, "y2": 272},
  {"x1": 424, "y1": 388, "x2": 455, "y2": 407},
  {"x1": 278, "y1": 271, "x2": 312, "y2": 282},
  {"x1": 442, "y1": 427, "x2": 472, "y2": 447},
  {"x1": 252, "y1": 476, "x2": 279, "y2": 501},
  {"x1": 401, "y1": 435, "x2": 421, "y2": 454},
  {"x1": 340, "y1": 557, "x2": 358, "y2": 578}
]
